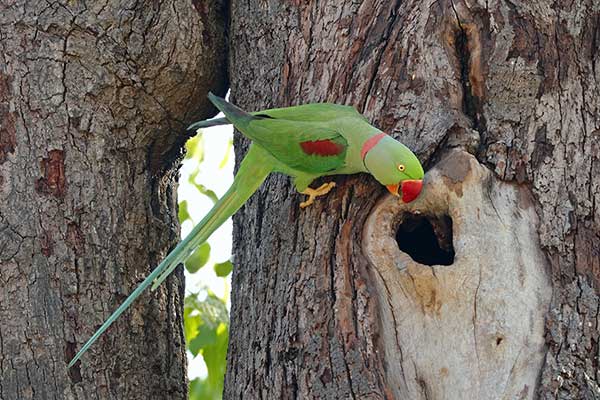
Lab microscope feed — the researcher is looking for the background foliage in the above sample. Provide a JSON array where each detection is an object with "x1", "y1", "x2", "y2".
[{"x1": 179, "y1": 131, "x2": 233, "y2": 400}]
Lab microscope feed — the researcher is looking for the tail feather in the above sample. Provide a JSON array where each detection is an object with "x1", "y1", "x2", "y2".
[
  {"x1": 68, "y1": 144, "x2": 273, "y2": 368},
  {"x1": 187, "y1": 117, "x2": 231, "y2": 133},
  {"x1": 150, "y1": 192, "x2": 236, "y2": 289},
  {"x1": 208, "y1": 92, "x2": 254, "y2": 128},
  {"x1": 68, "y1": 251, "x2": 177, "y2": 368},
  {"x1": 187, "y1": 93, "x2": 273, "y2": 135}
]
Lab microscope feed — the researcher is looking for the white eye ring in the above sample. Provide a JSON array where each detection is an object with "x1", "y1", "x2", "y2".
[{"x1": 398, "y1": 164, "x2": 406, "y2": 172}]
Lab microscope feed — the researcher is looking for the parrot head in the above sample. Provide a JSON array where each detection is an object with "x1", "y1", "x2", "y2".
[{"x1": 363, "y1": 135, "x2": 424, "y2": 203}]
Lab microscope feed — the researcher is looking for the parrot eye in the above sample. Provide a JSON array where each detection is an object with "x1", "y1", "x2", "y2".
[{"x1": 398, "y1": 164, "x2": 406, "y2": 172}]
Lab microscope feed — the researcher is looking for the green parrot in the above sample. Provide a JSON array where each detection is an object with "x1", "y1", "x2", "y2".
[{"x1": 68, "y1": 93, "x2": 424, "y2": 368}]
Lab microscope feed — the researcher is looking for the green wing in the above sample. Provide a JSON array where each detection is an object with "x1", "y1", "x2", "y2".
[
  {"x1": 209, "y1": 94, "x2": 348, "y2": 174},
  {"x1": 245, "y1": 119, "x2": 347, "y2": 173}
]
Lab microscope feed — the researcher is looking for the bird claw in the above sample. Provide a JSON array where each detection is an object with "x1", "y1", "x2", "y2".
[{"x1": 300, "y1": 182, "x2": 336, "y2": 208}]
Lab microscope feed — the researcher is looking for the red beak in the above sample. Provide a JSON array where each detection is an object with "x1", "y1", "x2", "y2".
[{"x1": 400, "y1": 179, "x2": 423, "y2": 203}]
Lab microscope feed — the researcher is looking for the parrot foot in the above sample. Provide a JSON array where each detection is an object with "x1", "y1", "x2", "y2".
[{"x1": 299, "y1": 182, "x2": 336, "y2": 208}]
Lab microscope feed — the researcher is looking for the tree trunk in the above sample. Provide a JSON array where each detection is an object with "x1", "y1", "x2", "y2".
[
  {"x1": 227, "y1": 0, "x2": 599, "y2": 399},
  {"x1": 0, "y1": 1, "x2": 226, "y2": 399}
]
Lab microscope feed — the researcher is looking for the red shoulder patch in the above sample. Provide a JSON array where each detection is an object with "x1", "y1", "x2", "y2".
[{"x1": 300, "y1": 139, "x2": 344, "y2": 156}]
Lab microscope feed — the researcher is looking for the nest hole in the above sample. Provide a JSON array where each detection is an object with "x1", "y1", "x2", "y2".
[{"x1": 396, "y1": 214, "x2": 455, "y2": 266}]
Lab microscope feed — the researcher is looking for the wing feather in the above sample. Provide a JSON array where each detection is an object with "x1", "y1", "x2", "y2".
[{"x1": 246, "y1": 118, "x2": 347, "y2": 173}]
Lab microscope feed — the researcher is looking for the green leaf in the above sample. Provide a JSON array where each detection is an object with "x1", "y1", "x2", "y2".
[
  {"x1": 184, "y1": 313, "x2": 201, "y2": 343},
  {"x1": 185, "y1": 134, "x2": 204, "y2": 162},
  {"x1": 189, "y1": 324, "x2": 217, "y2": 356},
  {"x1": 185, "y1": 292, "x2": 229, "y2": 399},
  {"x1": 193, "y1": 182, "x2": 219, "y2": 204},
  {"x1": 188, "y1": 378, "x2": 204, "y2": 400},
  {"x1": 188, "y1": 168, "x2": 219, "y2": 204},
  {"x1": 189, "y1": 377, "x2": 212, "y2": 400},
  {"x1": 178, "y1": 200, "x2": 191, "y2": 224},
  {"x1": 188, "y1": 168, "x2": 200, "y2": 185},
  {"x1": 214, "y1": 260, "x2": 233, "y2": 277},
  {"x1": 218, "y1": 138, "x2": 233, "y2": 169},
  {"x1": 203, "y1": 322, "x2": 228, "y2": 392},
  {"x1": 185, "y1": 242, "x2": 211, "y2": 273}
]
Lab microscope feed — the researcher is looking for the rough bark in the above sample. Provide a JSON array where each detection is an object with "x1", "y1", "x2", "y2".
[
  {"x1": 0, "y1": 1, "x2": 226, "y2": 399},
  {"x1": 227, "y1": 0, "x2": 599, "y2": 399}
]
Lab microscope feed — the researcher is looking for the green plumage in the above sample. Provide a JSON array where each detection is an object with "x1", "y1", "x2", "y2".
[
  {"x1": 68, "y1": 93, "x2": 424, "y2": 368},
  {"x1": 208, "y1": 95, "x2": 349, "y2": 174}
]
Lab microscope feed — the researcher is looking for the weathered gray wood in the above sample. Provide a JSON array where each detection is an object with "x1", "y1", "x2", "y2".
[
  {"x1": 227, "y1": 0, "x2": 600, "y2": 399},
  {"x1": 364, "y1": 150, "x2": 551, "y2": 399},
  {"x1": 0, "y1": 1, "x2": 226, "y2": 399}
]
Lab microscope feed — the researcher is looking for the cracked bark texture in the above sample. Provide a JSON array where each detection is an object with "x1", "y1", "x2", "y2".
[
  {"x1": 227, "y1": 0, "x2": 600, "y2": 399},
  {"x1": 0, "y1": 1, "x2": 226, "y2": 399}
]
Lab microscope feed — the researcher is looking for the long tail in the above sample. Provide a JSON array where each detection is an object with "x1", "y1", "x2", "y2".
[{"x1": 69, "y1": 145, "x2": 272, "y2": 368}]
